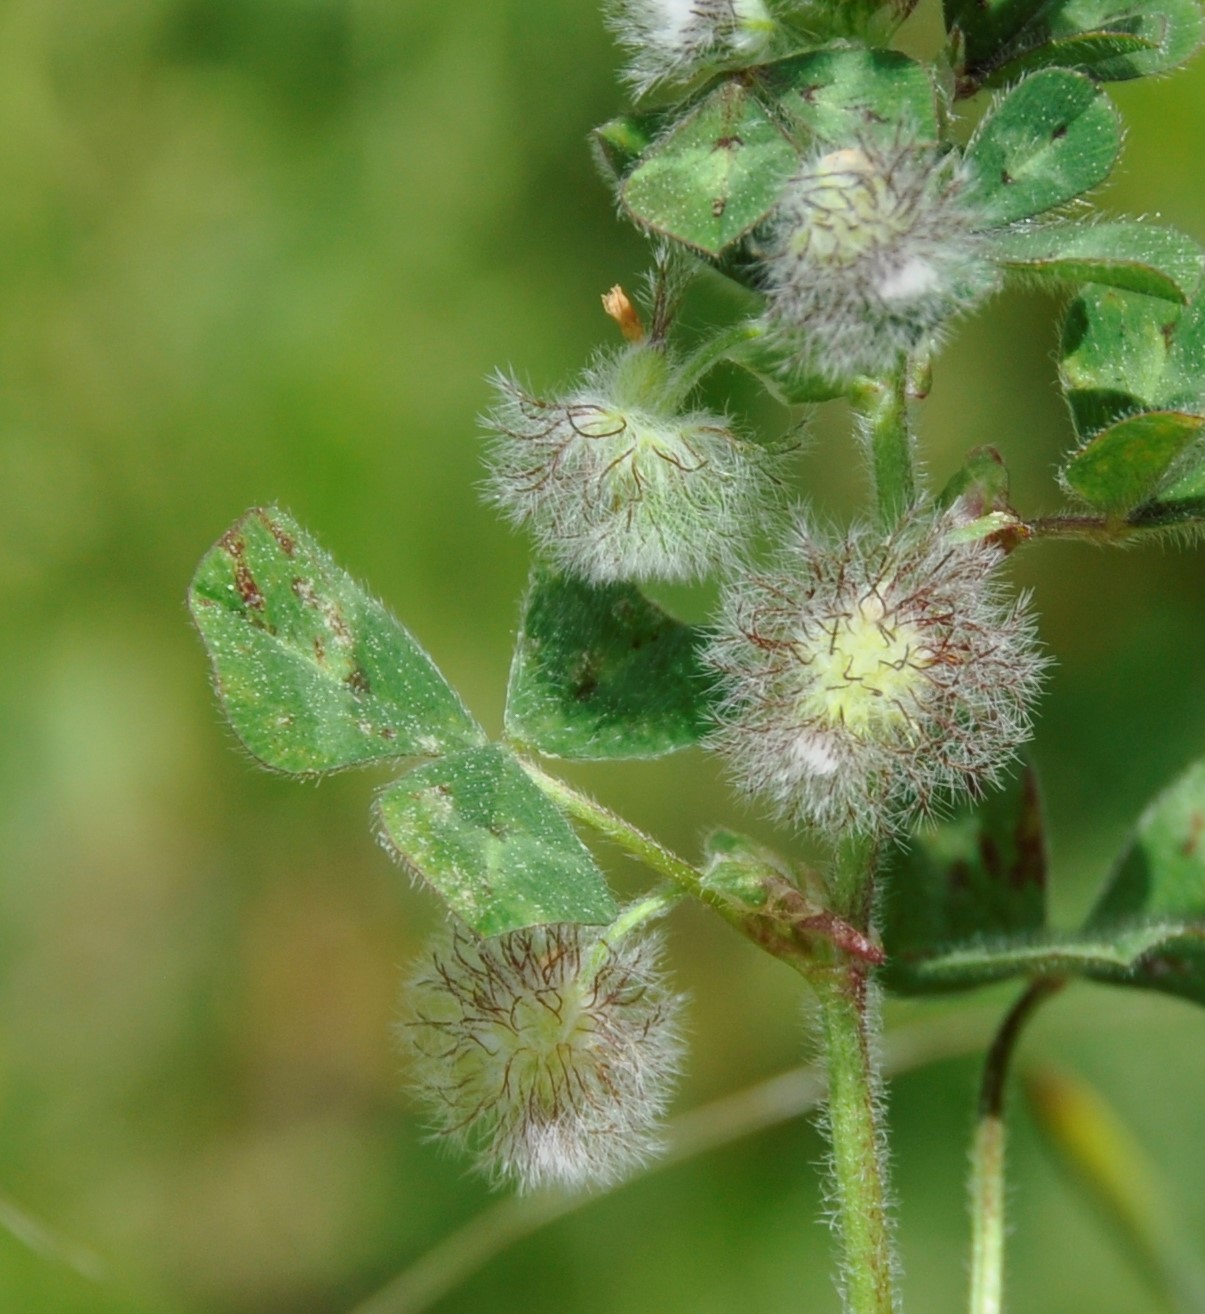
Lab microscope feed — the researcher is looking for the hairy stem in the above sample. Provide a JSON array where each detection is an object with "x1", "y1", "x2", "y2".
[
  {"x1": 670, "y1": 320, "x2": 765, "y2": 399},
  {"x1": 969, "y1": 977, "x2": 1066, "y2": 1314},
  {"x1": 852, "y1": 371, "x2": 915, "y2": 527},
  {"x1": 521, "y1": 760, "x2": 713, "y2": 906},
  {"x1": 816, "y1": 969, "x2": 899, "y2": 1314}
]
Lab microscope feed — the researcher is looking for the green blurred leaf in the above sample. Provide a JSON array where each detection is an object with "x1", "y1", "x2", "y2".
[
  {"x1": 944, "y1": 0, "x2": 1047, "y2": 71},
  {"x1": 504, "y1": 570, "x2": 717, "y2": 760},
  {"x1": 1061, "y1": 411, "x2": 1205, "y2": 510},
  {"x1": 621, "y1": 80, "x2": 797, "y2": 257},
  {"x1": 883, "y1": 766, "x2": 1048, "y2": 995},
  {"x1": 964, "y1": 70, "x2": 1122, "y2": 226},
  {"x1": 947, "y1": 0, "x2": 1204, "y2": 82},
  {"x1": 1083, "y1": 757, "x2": 1205, "y2": 1005},
  {"x1": 758, "y1": 47, "x2": 938, "y2": 145},
  {"x1": 1059, "y1": 288, "x2": 1205, "y2": 508},
  {"x1": 189, "y1": 507, "x2": 483, "y2": 775},
  {"x1": 1130, "y1": 445, "x2": 1205, "y2": 527},
  {"x1": 993, "y1": 222, "x2": 1203, "y2": 303},
  {"x1": 592, "y1": 109, "x2": 671, "y2": 181},
  {"x1": 724, "y1": 327, "x2": 846, "y2": 403},
  {"x1": 376, "y1": 746, "x2": 618, "y2": 936},
  {"x1": 884, "y1": 759, "x2": 1205, "y2": 1003}
]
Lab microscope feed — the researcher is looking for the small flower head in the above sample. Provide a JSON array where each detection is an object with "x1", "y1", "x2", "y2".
[
  {"x1": 401, "y1": 921, "x2": 684, "y2": 1192},
  {"x1": 762, "y1": 140, "x2": 998, "y2": 381},
  {"x1": 609, "y1": 0, "x2": 777, "y2": 95},
  {"x1": 707, "y1": 512, "x2": 1045, "y2": 838},
  {"x1": 483, "y1": 344, "x2": 784, "y2": 585}
]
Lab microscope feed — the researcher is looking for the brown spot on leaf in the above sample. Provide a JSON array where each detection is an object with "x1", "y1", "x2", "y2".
[
  {"x1": 345, "y1": 667, "x2": 371, "y2": 696},
  {"x1": 313, "y1": 636, "x2": 326, "y2": 663},
  {"x1": 1051, "y1": 123, "x2": 1068, "y2": 140},
  {"x1": 1181, "y1": 810, "x2": 1204, "y2": 858},
  {"x1": 712, "y1": 195, "x2": 728, "y2": 218},
  {"x1": 714, "y1": 135, "x2": 744, "y2": 151},
  {"x1": 379, "y1": 726, "x2": 397, "y2": 741},
  {"x1": 1001, "y1": 168, "x2": 1014, "y2": 186},
  {"x1": 235, "y1": 561, "x2": 264, "y2": 611}
]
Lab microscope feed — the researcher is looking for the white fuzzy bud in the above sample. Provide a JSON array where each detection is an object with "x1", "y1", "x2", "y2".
[
  {"x1": 762, "y1": 141, "x2": 999, "y2": 381},
  {"x1": 482, "y1": 344, "x2": 784, "y2": 585},
  {"x1": 609, "y1": 0, "x2": 777, "y2": 95},
  {"x1": 400, "y1": 922, "x2": 684, "y2": 1192},
  {"x1": 706, "y1": 511, "x2": 1046, "y2": 838}
]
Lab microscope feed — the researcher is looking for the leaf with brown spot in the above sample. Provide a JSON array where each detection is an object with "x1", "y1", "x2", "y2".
[{"x1": 190, "y1": 507, "x2": 484, "y2": 775}]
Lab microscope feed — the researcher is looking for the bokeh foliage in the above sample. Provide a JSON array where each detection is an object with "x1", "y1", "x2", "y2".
[{"x1": 1, "y1": 1, "x2": 1205, "y2": 1312}]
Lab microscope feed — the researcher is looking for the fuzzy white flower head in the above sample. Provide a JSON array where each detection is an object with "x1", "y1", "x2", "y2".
[
  {"x1": 483, "y1": 343, "x2": 784, "y2": 585},
  {"x1": 707, "y1": 512, "x2": 1046, "y2": 838},
  {"x1": 610, "y1": 0, "x2": 777, "y2": 95},
  {"x1": 401, "y1": 921, "x2": 684, "y2": 1192},
  {"x1": 762, "y1": 140, "x2": 999, "y2": 381}
]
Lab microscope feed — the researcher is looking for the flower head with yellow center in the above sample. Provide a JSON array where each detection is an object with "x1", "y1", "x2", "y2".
[{"x1": 707, "y1": 511, "x2": 1046, "y2": 838}]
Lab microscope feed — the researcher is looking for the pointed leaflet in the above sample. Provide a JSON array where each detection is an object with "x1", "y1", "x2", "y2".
[
  {"x1": 992, "y1": 222, "x2": 1203, "y2": 304},
  {"x1": 1059, "y1": 288, "x2": 1205, "y2": 510},
  {"x1": 504, "y1": 570, "x2": 717, "y2": 760},
  {"x1": 964, "y1": 70, "x2": 1122, "y2": 227},
  {"x1": 757, "y1": 47, "x2": 938, "y2": 146},
  {"x1": 882, "y1": 765, "x2": 1048, "y2": 995},
  {"x1": 190, "y1": 507, "x2": 483, "y2": 775},
  {"x1": 620, "y1": 79, "x2": 797, "y2": 257},
  {"x1": 376, "y1": 746, "x2": 617, "y2": 936}
]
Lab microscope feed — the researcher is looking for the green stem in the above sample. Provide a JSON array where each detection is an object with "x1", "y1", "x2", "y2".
[
  {"x1": 670, "y1": 321, "x2": 765, "y2": 400},
  {"x1": 968, "y1": 977, "x2": 1065, "y2": 1314},
  {"x1": 520, "y1": 760, "x2": 713, "y2": 907},
  {"x1": 816, "y1": 970, "x2": 899, "y2": 1314},
  {"x1": 852, "y1": 371, "x2": 915, "y2": 527}
]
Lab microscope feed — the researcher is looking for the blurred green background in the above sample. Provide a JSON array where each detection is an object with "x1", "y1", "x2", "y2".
[{"x1": 1, "y1": 1, "x2": 1204, "y2": 1310}]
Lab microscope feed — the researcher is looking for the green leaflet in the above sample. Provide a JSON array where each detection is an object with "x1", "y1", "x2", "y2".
[
  {"x1": 621, "y1": 80, "x2": 797, "y2": 257},
  {"x1": 377, "y1": 746, "x2": 618, "y2": 937},
  {"x1": 189, "y1": 507, "x2": 483, "y2": 775},
  {"x1": 883, "y1": 758, "x2": 1205, "y2": 1007},
  {"x1": 504, "y1": 570, "x2": 718, "y2": 760},
  {"x1": 882, "y1": 766, "x2": 1048, "y2": 995},
  {"x1": 965, "y1": 70, "x2": 1123, "y2": 227},
  {"x1": 992, "y1": 222, "x2": 1203, "y2": 304},
  {"x1": 1059, "y1": 287, "x2": 1205, "y2": 512},
  {"x1": 947, "y1": 0, "x2": 1204, "y2": 83}
]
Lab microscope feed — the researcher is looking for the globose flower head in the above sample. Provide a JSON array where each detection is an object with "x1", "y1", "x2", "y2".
[
  {"x1": 482, "y1": 341, "x2": 784, "y2": 586},
  {"x1": 762, "y1": 138, "x2": 999, "y2": 381},
  {"x1": 609, "y1": 0, "x2": 778, "y2": 95},
  {"x1": 706, "y1": 510, "x2": 1046, "y2": 838},
  {"x1": 401, "y1": 921, "x2": 684, "y2": 1192}
]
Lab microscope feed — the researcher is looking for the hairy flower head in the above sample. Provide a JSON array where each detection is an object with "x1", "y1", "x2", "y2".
[
  {"x1": 707, "y1": 512, "x2": 1045, "y2": 838},
  {"x1": 401, "y1": 921, "x2": 684, "y2": 1192},
  {"x1": 609, "y1": 0, "x2": 777, "y2": 94},
  {"x1": 483, "y1": 344, "x2": 784, "y2": 585},
  {"x1": 762, "y1": 140, "x2": 998, "y2": 381}
]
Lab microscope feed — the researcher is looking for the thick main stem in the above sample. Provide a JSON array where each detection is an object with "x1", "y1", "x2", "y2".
[
  {"x1": 968, "y1": 978, "x2": 1065, "y2": 1314},
  {"x1": 815, "y1": 834, "x2": 898, "y2": 1314},
  {"x1": 816, "y1": 970, "x2": 898, "y2": 1314}
]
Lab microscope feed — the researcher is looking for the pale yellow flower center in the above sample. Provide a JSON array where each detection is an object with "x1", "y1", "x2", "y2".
[{"x1": 799, "y1": 593, "x2": 930, "y2": 736}]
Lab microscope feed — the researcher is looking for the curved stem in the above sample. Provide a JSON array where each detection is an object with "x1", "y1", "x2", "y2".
[
  {"x1": 670, "y1": 320, "x2": 765, "y2": 400},
  {"x1": 968, "y1": 977, "x2": 1066, "y2": 1314},
  {"x1": 346, "y1": 1006, "x2": 998, "y2": 1314}
]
